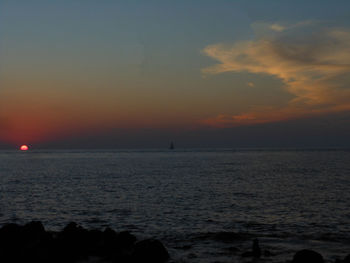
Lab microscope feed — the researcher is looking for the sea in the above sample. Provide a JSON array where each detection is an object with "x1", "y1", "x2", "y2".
[{"x1": 0, "y1": 149, "x2": 349, "y2": 262}]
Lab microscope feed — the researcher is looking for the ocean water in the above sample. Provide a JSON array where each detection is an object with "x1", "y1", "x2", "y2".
[{"x1": 0, "y1": 149, "x2": 349, "y2": 262}]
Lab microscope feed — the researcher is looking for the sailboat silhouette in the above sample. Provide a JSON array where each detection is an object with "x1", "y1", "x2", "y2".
[{"x1": 169, "y1": 142, "x2": 174, "y2": 150}]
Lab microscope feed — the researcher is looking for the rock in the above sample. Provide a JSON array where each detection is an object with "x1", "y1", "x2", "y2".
[
  {"x1": 343, "y1": 254, "x2": 350, "y2": 263},
  {"x1": 100, "y1": 227, "x2": 118, "y2": 257},
  {"x1": 102, "y1": 228, "x2": 136, "y2": 257},
  {"x1": 241, "y1": 238, "x2": 261, "y2": 258},
  {"x1": 0, "y1": 222, "x2": 55, "y2": 263},
  {"x1": 56, "y1": 222, "x2": 91, "y2": 262},
  {"x1": 0, "y1": 223, "x2": 23, "y2": 242},
  {"x1": 292, "y1": 249, "x2": 324, "y2": 263},
  {"x1": 116, "y1": 231, "x2": 137, "y2": 248},
  {"x1": 0, "y1": 222, "x2": 168, "y2": 263},
  {"x1": 132, "y1": 239, "x2": 169, "y2": 263},
  {"x1": 85, "y1": 229, "x2": 104, "y2": 255},
  {"x1": 0, "y1": 223, "x2": 25, "y2": 262},
  {"x1": 103, "y1": 227, "x2": 118, "y2": 242},
  {"x1": 252, "y1": 238, "x2": 261, "y2": 258},
  {"x1": 23, "y1": 221, "x2": 51, "y2": 244},
  {"x1": 23, "y1": 221, "x2": 46, "y2": 236},
  {"x1": 22, "y1": 221, "x2": 54, "y2": 263}
]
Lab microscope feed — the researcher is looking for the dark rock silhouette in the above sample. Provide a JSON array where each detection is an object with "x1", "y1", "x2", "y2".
[
  {"x1": 344, "y1": 254, "x2": 350, "y2": 262},
  {"x1": 0, "y1": 221, "x2": 169, "y2": 263},
  {"x1": 0, "y1": 221, "x2": 54, "y2": 263},
  {"x1": 132, "y1": 239, "x2": 169, "y2": 263},
  {"x1": 23, "y1": 220, "x2": 46, "y2": 238},
  {"x1": 242, "y1": 238, "x2": 261, "y2": 258},
  {"x1": 1, "y1": 221, "x2": 347, "y2": 263},
  {"x1": 252, "y1": 238, "x2": 261, "y2": 257},
  {"x1": 292, "y1": 249, "x2": 324, "y2": 263}
]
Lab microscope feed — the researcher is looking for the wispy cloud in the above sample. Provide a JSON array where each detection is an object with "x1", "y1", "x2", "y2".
[
  {"x1": 269, "y1": 23, "x2": 286, "y2": 32},
  {"x1": 252, "y1": 20, "x2": 316, "y2": 34},
  {"x1": 201, "y1": 23, "x2": 350, "y2": 127}
]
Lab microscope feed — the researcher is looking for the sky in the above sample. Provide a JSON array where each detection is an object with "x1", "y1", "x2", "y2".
[{"x1": 1, "y1": 0, "x2": 350, "y2": 148}]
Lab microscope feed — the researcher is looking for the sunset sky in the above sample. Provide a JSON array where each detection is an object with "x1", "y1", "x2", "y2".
[{"x1": 1, "y1": 0, "x2": 350, "y2": 148}]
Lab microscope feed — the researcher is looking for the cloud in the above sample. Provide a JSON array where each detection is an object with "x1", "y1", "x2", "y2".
[
  {"x1": 269, "y1": 23, "x2": 286, "y2": 32},
  {"x1": 199, "y1": 107, "x2": 304, "y2": 128},
  {"x1": 201, "y1": 24, "x2": 350, "y2": 127},
  {"x1": 252, "y1": 20, "x2": 316, "y2": 35},
  {"x1": 200, "y1": 113, "x2": 257, "y2": 128}
]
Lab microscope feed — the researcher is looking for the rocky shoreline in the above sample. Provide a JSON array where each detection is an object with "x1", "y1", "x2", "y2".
[
  {"x1": 0, "y1": 221, "x2": 348, "y2": 263},
  {"x1": 0, "y1": 221, "x2": 168, "y2": 263}
]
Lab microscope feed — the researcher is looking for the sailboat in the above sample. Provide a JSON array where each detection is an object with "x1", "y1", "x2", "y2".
[{"x1": 169, "y1": 141, "x2": 174, "y2": 150}]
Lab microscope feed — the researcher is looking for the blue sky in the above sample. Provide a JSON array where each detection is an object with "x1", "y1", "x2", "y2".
[{"x1": 1, "y1": 1, "x2": 350, "y2": 148}]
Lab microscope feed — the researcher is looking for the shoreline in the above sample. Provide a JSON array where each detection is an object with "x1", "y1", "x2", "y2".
[
  {"x1": 0, "y1": 221, "x2": 349, "y2": 263},
  {"x1": 0, "y1": 221, "x2": 168, "y2": 263}
]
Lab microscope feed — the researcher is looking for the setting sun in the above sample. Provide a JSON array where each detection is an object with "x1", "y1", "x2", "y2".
[{"x1": 20, "y1": 145, "x2": 29, "y2": 151}]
